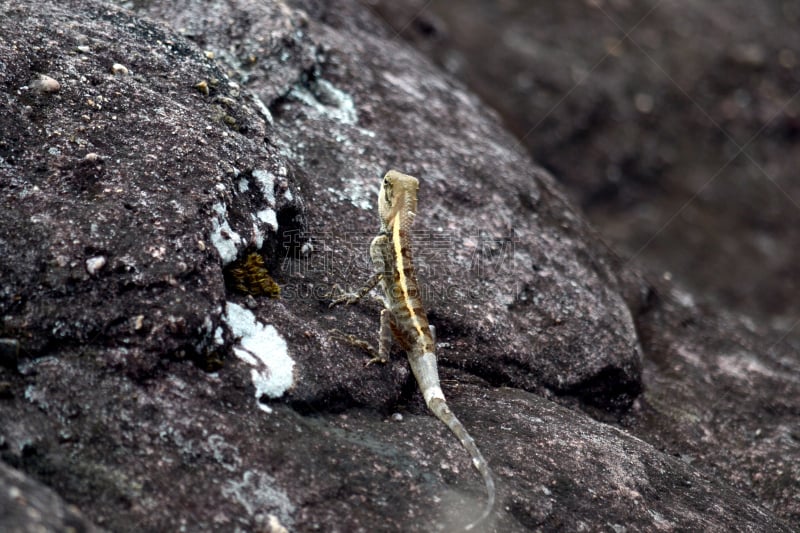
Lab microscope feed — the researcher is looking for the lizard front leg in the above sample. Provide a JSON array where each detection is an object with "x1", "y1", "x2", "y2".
[
  {"x1": 328, "y1": 271, "x2": 382, "y2": 308},
  {"x1": 329, "y1": 234, "x2": 389, "y2": 308}
]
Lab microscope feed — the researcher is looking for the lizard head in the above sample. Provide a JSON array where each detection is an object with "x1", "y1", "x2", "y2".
[{"x1": 379, "y1": 170, "x2": 419, "y2": 230}]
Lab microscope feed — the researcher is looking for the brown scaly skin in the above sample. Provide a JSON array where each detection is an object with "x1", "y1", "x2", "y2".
[{"x1": 331, "y1": 170, "x2": 496, "y2": 530}]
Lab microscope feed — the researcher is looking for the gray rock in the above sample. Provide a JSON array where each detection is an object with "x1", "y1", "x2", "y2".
[
  {"x1": 369, "y1": 1, "x2": 800, "y2": 525},
  {"x1": 0, "y1": 0, "x2": 795, "y2": 531},
  {"x1": 370, "y1": 0, "x2": 800, "y2": 339},
  {"x1": 0, "y1": 461, "x2": 100, "y2": 532}
]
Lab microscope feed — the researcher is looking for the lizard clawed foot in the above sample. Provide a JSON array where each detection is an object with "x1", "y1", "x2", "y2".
[
  {"x1": 327, "y1": 284, "x2": 360, "y2": 308},
  {"x1": 328, "y1": 294, "x2": 360, "y2": 308},
  {"x1": 328, "y1": 329, "x2": 384, "y2": 365}
]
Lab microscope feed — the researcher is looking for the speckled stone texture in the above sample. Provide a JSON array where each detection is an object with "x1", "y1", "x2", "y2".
[{"x1": 0, "y1": 0, "x2": 797, "y2": 531}]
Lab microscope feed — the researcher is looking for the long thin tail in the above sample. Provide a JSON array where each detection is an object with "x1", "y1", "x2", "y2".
[{"x1": 410, "y1": 352, "x2": 496, "y2": 530}]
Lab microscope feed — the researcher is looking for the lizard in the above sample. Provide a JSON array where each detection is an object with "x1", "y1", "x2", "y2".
[{"x1": 330, "y1": 170, "x2": 496, "y2": 530}]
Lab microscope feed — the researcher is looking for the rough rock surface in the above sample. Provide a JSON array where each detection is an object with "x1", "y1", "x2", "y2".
[
  {"x1": 371, "y1": 0, "x2": 800, "y2": 338},
  {"x1": 0, "y1": 460, "x2": 99, "y2": 533},
  {"x1": 0, "y1": 0, "x2": 796, "y2": 531},
  {"x1": 373, "y1": 0, "x2": 800, "y2": 525}
]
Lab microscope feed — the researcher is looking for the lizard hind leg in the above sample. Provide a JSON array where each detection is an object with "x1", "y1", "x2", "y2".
[
  {"x1": 328, "y1": 329, "x2": 380, "y2": 361},
  {"x1": 367, "y1": 308, "x2": 395, "y2": 366},
  {"x1": 327, "y1": 308, "x2": 395, "y2": 367}
]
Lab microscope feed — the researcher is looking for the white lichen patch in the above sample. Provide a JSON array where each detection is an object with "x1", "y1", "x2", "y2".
[
  {"x1": 326, "y1": 177, "x2": 376, "y2": 211},
  {"x1": 223, "y1": 302, "x2": 295, "y2": 411},
  {"x1": 24, "y1": 384, "x2": 48, "y2": 410},
  {"x1": 207, "y1": 434, "x2": 242, "y2": 473},
  {"x1": 252, "y1": 169, "x2": 277, "y2": 206},
  {"x1": 250, "y1": 93, "x2": 274, "y2": 124},
  {"x1": 222, "y1": 470, "x2": 295, "y2": 527},
  {"x1": 247, "y1": 169, "x2": 280, "y2": 237},
  {"x1": 257, "y1": 209, "x2": 278, "y2": 231},
  {"x1": 210, "y1": 203, "x2": 243, "y2": 265},
  {"x1": 343, "y1": 177, "x2": 376, "y2": 211},
  {"x1": 289, "y1": 78, "x2": 357, "y2": 125},
  {"x1": 250, "y1": 215, "x2": 265, "y2": 249}
]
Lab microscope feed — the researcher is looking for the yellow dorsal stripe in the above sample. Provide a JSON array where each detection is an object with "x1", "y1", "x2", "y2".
[{"x1": 392, "y1": 211, "x2": 426, "y2": 339}]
